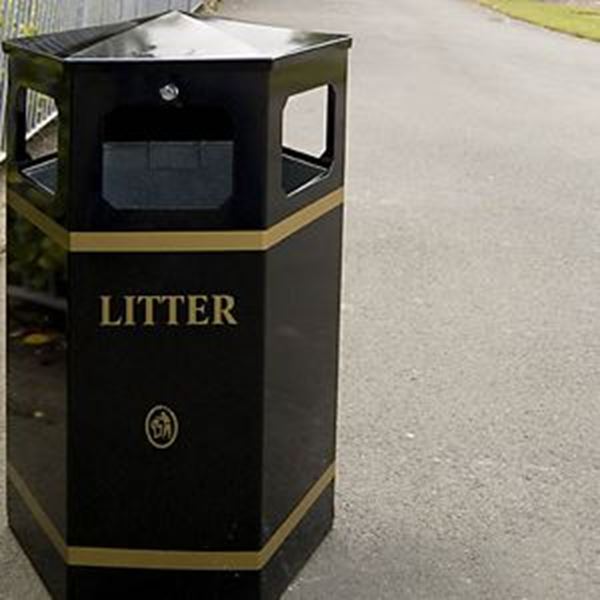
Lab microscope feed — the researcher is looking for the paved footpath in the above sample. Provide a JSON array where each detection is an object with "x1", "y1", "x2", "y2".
[{"x1": 2, "y1": 0, "x2": 600, "y2": 598}]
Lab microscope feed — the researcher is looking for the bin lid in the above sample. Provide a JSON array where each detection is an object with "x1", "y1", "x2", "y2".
[{"x1": 2, "y1": 10, "x2": 351, "y2": 63}]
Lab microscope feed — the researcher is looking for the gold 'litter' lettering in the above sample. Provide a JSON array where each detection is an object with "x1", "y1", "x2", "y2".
[{"x1": 99, "y1": 294, "x2": 238, "y2": 327}]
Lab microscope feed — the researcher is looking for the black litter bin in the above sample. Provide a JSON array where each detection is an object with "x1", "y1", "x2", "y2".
[{"x1": 3, "y1": 10, "x2": 351, "y2": 599}]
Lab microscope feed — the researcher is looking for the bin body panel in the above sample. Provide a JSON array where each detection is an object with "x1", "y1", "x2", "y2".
[
  {"x1": 7, "y1": 486, "x2": 68, "y2": 599},
  {"x1": 6, "y1": 215, "x2": 69, "y2": 599},
  {"x1": 262, "y1": 206, "x2": 342, "y2": 541},
  {"x1": 68, "y1": 251, "x2": 265, "y2": 550}
]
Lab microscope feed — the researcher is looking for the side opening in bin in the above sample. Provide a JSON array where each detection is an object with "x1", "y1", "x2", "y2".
[
  {"x1": 281, "y1": 84, "x2": 335, "y2": 196},
  {"x1": 18, "y1": 89, "x2": 59, "y2": 196},
  {"x1": 101, "y1": 105, "x2": 234, "y2": 211}
]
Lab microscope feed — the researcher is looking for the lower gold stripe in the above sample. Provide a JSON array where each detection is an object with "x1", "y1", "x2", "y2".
[
  {"x1": 7, "y1": 188, "x2": 343, "y2": 253},
  {"x1": 68, "y1": 546, "x2": 261, "y2": 571},
  {"x1": 258, "y1": 463, "x2": 335, "y2": 567},
  {"x1": 7, "y1": 463, "x2": 68, "y2": 561},
  {"x1": 7, "y1": 462, "x2": 335, "y2": 571}
]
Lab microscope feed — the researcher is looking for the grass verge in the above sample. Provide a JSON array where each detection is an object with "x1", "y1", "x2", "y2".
[{"x1": 479, "y1": 0, "x2": 600, "y2": 42}]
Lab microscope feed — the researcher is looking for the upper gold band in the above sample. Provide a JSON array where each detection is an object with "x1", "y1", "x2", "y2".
[
  {"x1": 7, "y1": 461, "x2": 335, "y2": 571},
  {"x1": 7, "y1": 188, "x2": 344, "y2": 253}
]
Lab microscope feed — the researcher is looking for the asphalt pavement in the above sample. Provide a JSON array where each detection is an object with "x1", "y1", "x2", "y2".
[{"x1": 2, "y1": 0, "x2": 600, "y2": 598}]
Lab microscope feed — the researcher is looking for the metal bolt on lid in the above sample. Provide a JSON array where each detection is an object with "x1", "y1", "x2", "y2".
[{"x1": 159, "y1": 83, "x2": 179, "y2": 102}]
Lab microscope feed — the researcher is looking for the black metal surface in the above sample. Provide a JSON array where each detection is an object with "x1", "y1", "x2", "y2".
[
  {"x1": 4, "y1": 10, "x2": 350, "y2": 600},
  {"x1": 262, "y1": 208, "x2": 342, "y2": 542},
  {"x1": 7, "y1": 287, "x2": 68, "y2": 538},
  {"x1": 3, "y1": 11, "x2": 350, "y2": 62},
  {"x1": 1, "y1": 19, "x2": 147, "y2": 59},
  {"x1": 6, "y1": 216, "x2": 68, "y2": 600},
  {"x1": 68, "y1": 249, "x2": 265, "y2": 550}
]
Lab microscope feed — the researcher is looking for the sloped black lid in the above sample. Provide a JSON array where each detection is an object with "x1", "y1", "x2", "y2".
[{"x1": 3, "y1": 10, "x2": 351, "y2": 63}]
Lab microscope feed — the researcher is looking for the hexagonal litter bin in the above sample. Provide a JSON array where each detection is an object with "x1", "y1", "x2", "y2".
[{"x1": 3, "y1": 10, "x2": 351, "y2": 599}]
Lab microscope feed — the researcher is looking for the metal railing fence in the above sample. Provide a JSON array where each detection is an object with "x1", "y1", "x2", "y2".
[{"x1": 0, "y1": 0, "x2": 200, "y2": 159}]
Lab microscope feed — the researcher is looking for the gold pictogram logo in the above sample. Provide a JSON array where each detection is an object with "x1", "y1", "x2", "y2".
[{"x1": 145, "y1": 405, "x2": 179, "y2": 450}]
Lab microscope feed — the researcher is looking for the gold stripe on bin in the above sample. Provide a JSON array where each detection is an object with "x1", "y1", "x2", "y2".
[
  {"x1": 7, "y1": 462, "x2": 335, "y2": 571},
  {"x1": 7, "y1": 188, "x2": 344, "y2": 253},
  {"x1": 6, "y1": 192, "x2": 70, "y2": 250},
  {"x1": 7, "y1": 463, "x2": 69, "y2": 561}
]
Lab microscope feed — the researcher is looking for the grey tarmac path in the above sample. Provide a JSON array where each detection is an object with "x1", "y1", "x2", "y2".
[{"x1": 2, "y1": 1, "x2": 600, "y2": 599}]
